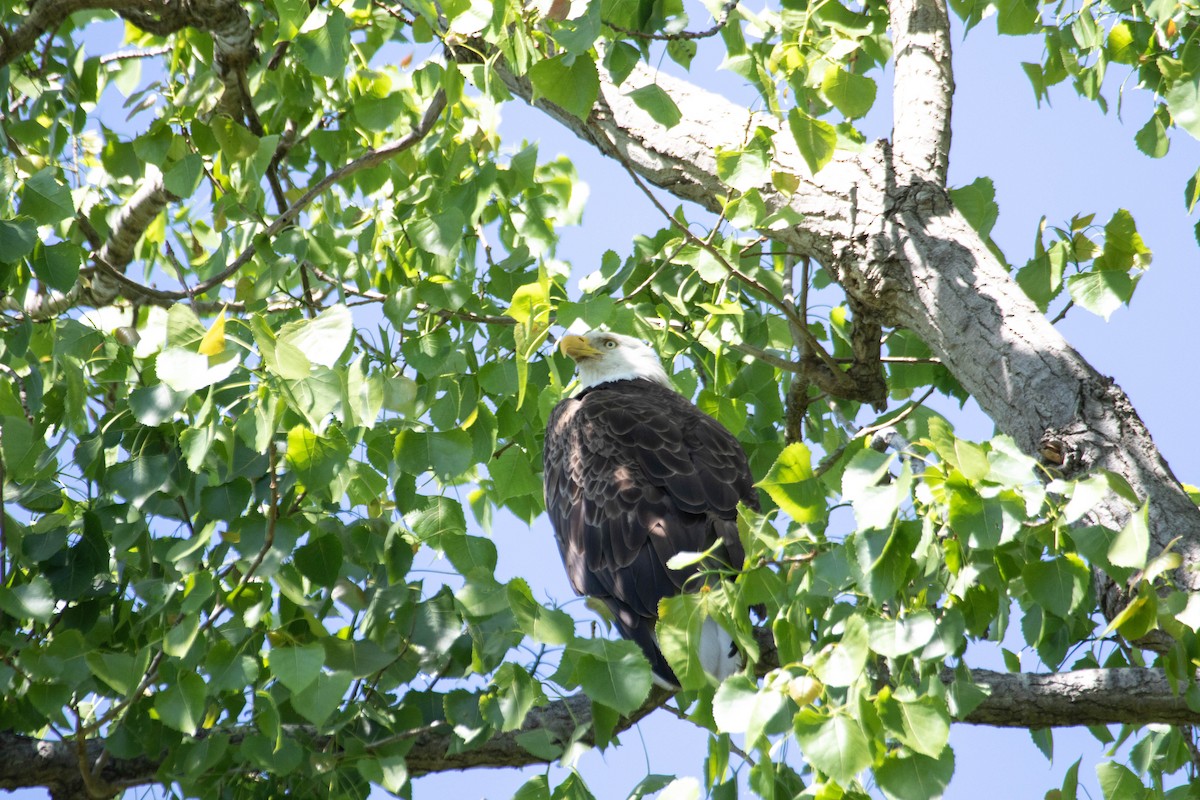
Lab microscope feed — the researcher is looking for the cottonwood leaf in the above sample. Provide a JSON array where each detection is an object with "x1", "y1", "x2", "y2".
[
  {"x1": 278, "y1": 304, "x2": 351, "y2": 368},
  {"x1": 1066, "y1": 271, "x2": 1134, "y2": 321},
  {"x1": 529, "y1": 54, "x2": 600, "y2": 121},
  {"x1": 271, "y1": 643, "x2": 325, "y2": 693},
  {"x1": 627, "y1": 84, "x2": 682, "y2": 128},
  {"x1": 821, "y1": 67, "x2": 876, "y2": 119},
  {"x1": 1023, "y1": 555, "x2": 1091, "y2": 617},
  {"x1": 292, "y1": 670, "x2": 352, "y2": 725},
  {"x1": 757, "y1": 442, "x2": 825, "y2": 523},
  {"x1": 1109, "y1": 503, "x2": 1150, "y2": 569},
  {"x1": 155, "y1": 672, "x2": 206, "y2": 735},
  {"x1": 713, "y1": 675, "x2": 790, "y2": 744},
  {"x1": 787, "y1": 109, "x2": 837, "y2": 174},
  {"x1": 793, "y1": 710, "x2": 872, "y2": 786},
  {"x1": 876, "y1": 749, "x2": 955, "y2": 800}
]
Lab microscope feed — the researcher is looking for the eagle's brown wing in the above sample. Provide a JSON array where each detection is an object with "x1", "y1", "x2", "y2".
[{"x1": 543, "y1": 379, "x2": 757, "y2": 685}]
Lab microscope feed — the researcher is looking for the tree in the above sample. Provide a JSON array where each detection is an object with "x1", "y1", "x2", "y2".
[{"x1": 1, "y1": 0, "x2": 1199, "y2": 795}]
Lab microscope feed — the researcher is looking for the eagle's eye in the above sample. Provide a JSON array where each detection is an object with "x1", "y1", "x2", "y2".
[{"x1": 604, "y1": 340, "x2": 617, "y2": 349}]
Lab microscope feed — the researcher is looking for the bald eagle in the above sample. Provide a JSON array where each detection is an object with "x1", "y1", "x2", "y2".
[{"x1": 543, "y1": 331, "x2": 759, "y2": 688}]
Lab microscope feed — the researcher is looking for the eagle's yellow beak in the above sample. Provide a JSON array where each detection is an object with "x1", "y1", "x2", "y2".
[{"x1": 559, "y1": 334, "x2": 601, "y2": 361}]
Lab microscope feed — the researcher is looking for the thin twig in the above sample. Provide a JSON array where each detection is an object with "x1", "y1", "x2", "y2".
[
  {"x1": 1049, "y1": 299, "x2": 1074, "y2": 325},
  {"x1": 729, "y1": 341, "x2": 801, "y2": 373},
  {"x1": 604, "y1": 0, "x2": 739, "y2": 41},
  {"x1": 99, "y1": 45, "x2": 173, "y2": 64}
]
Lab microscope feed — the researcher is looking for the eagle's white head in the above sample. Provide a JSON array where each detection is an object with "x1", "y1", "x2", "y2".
[{"x1": 559, "y1": 331, "x2": 673, "y2": 390}]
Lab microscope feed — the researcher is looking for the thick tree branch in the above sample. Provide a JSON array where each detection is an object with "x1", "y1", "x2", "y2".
[
  {"x1": 483, "y1": 22, "x2": 1200, "y2": 596},
  {"x1": 89, "y1": 173, "x2": 178, "y2": 306},
  {"x1": 2, "y1": 665, "x2": 1198, "y2": 792},
  {"x1": 888, "y1": 0, "x2": 954, "y2": 185},
  {"x1": 961, "y1": 668, "x2": 1200, "y2": 728},
  {"x1": 0, "y1": 0, "x2": 158, "y2": 67}
]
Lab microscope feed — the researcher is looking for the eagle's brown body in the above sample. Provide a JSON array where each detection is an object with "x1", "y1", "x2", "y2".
[{"x1": 543, "y1": 376, "x2": 758, "y2": 685}]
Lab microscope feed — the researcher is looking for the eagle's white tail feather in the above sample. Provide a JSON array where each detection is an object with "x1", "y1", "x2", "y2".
[{"x1": 699, "y1": 618, "x2": 740, "y2": 682}]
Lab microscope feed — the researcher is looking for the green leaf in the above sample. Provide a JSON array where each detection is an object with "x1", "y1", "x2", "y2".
[
  {"x1": 294, "y1": 535, "x2": 344, "y2": 587},
  {"x1": 604, "y1": 41, "x2": 641, "y2": 86},
  {"x1": 18, "y1": 169, "x2": 74, "y2": 225},
  {"x1": 717, "y1": 137, "x2": 771, "y2": 193},
  {"x1": 528, "y1": 53, "x2": 600, "y2": 121},
  {"x1": 163, "y1": 153, "x2": 204, "y2": 197},
  {"x1": 292, "y1": 670, "x2": 352, "y2": 725},
  {"x1": 443, "y1": 532, "x2": 498, "y2": 579},
  {"x1": 206, "y1": 640, "x2": 260, "y2": 693},
  {"x1": 792, "y1": 710, "x2": 872, "y2": 786},
  {"x1": 811, "y1": 614, "x2": 869, "y2": 687},
  {"x1": 0, "y1": 415, "x2": 43, "y2": 480},
  {"x1": 1066, "y1": 271, "x2": 1135, "y2": 320},
  {"x1": 31, "y1": 241, "x2": 83, "y2": 292},
  {"x1": 155, "y1": 672, "x2": 207, "y2": 735},
  {"x1": 1093, "y1": 209, "x2": 1150, "y2": 273},
  {"x1": 1185, "y1": 167, "x2": 1200, "y2": 214},
  {"x1": 1106, "y1": 22, "x2": 1139, "y2": 65},
  {"x1": 482, "y1": 662, "x2": 546, "y2": 732},
  {"x1": 1023, "y1": 555, "x2": 1091, "y2": 617},
  {"x1": 409, "y1": 208, "x2": 466, "y2": 256},
  {"x1": 757, "y1": 442, "x2": 825, "y2": 523},
  {"x1": 875, "y1": 749, "x2": 956, "y2": 800},
  {"x1": 1016, "y1": 246, "x2": 1065, "y2": 310},
  {"x1": 166, "y1": 303, "x2": 208, "y2": 346},
  {"x1": 551, "y1": 771, "x2": 597, "y2": 800},
  {"x1": 0, "y1": 217, "x2": 37, "y2": 263},
  {"x1": 286, "y1": 425, "x2": 351, "y2": 494},
  {"x1": 995, "y1": 0, "x2": 1038, "y2": 35},
  {"x1": 627, "y1": 84, "x2": 682, "y2": 128},
  {"x1": 128, "y1": 384, "x2": 187, "y2": 426},
  {"x1": 395, "y1": 429, "x2": 474, "y2": 481},
  {"x1": 1060, "y1": 758, "x2": 1082, "y2": 800},
  {"x1": 949, "y1": 177, "x2": 998, "y2": 239},
  {"x1": 878, "y1": 692, "x2": 951, "y2": 757},
  {"x1": 411, "y1": 496, "x2": 468, "y2": 546},
  {"x1": 277, "y1": 304, "x2": 353, "y2": 368},
  {"x1": 509, "y1": 580, "x2": 575, "y2": 645},
  {"x1": 843, "y1": 448, "x2": 909, "y2": 531},
  {"x1": 560, "y1": 639, "x2": 653, "y2": 714},
  {"x1": 1135, "y1": 108, "x2": 1170, "y2": 158},
  {"x1": 0, "y1": 577, "x2": 56, "y2": 623},
  {"x1": 156, "y1": 347, "x2": 241, "y2": 392},
  {"x1": 821, "y1": 68, "x2": 877, "y2": 119},
  {"x1": 164, "y1": 613, "x2": 200, "y2": 657},
  {"x1": 1096, "y1": 761, "x2": 1148, "y2": 800},
  {"x1": 274, "y1": 0, "x2": 310, "y2": 41},
  {"x1": 713, "y1": 675, "x2": 790, "y2": 744},
  {"x1": 787, "y1": 109, "x2": 837, "y2": 174},
  {"x1": 271, "y1": 643, "x2": 325, "y2": 693},
  {"x1": 1165, "y1": 76, "x2": 1200, "y2": 140},
  {"x1": 295, "y1": 7, "x2": 348, "y2": 78},
  {"x1": 656, "y1": 592, "x2": 711, "y2": 689},
  {"x1": 1109, "y1": 503, "x2": 1150, "y2": 570},
  {"x1": 867, "y1": 611, "x2": 938, "y2": 658},
  {"x1": 490, "y1": 447, "x2": 541, "y2": 505},
  {"x1": 357, "y1": 755, "x2": 409, "y2": 794},
  {"x1": 552, "y1": 0, "x2": 601, "y2": 54},
  {"x1": 514, "y1": 775, "x2": 553, "y2": 800}
]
